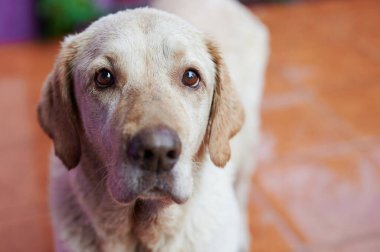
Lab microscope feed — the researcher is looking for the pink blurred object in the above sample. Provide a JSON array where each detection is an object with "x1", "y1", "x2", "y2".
[{"x1": 0, "y1": 0, "x2": 37, "y2": 44}]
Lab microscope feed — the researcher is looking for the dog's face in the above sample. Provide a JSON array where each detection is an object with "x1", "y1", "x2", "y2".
[{"x1": 38, "y1": 9, "x2": 243, "y2": 205}]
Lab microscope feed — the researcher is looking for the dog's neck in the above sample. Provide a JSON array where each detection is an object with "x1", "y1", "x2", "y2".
[{"x1": 70, "y1": 147, "x2": 201, "y2": 251}]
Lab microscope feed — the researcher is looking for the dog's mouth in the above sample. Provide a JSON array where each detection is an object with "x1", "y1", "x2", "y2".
[
  {"x1": 137, "y1": 187, "x2": 173, "y2": 202},
  {"x1": 107, "y1": 171, "x2": 186, "y2": 205}
]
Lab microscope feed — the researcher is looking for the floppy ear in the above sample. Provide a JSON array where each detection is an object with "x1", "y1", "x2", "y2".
[
  {"x1": 37, "y1": 37, "x2": 81, "y2": 169},
  {"x1": 206, "y1": 40, "x2": 245, "y2": 167}
]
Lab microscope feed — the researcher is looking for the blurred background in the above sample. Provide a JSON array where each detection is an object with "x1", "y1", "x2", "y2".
[{"x1": 0, "y1": 0, "x2": 379, "y2": 251}]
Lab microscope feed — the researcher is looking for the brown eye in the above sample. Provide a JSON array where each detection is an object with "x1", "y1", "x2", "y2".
[
  {"x1": 182, "y1": 69, "x2": 200, "y2": 88},
  {"x1": 95, "y1": 69, "x2": 115, "y2": 88}
]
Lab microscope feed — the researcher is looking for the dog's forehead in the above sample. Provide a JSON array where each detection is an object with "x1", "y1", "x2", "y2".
[
  {"x1": 69, "y1": 8, "x2": 216, "y2": 85},
  {"x1": 69, "y1": 8, "x2": 216, "y2": 88},
  {"x1": 86, "y1": 8, "x2": 205, "y2": 52}
]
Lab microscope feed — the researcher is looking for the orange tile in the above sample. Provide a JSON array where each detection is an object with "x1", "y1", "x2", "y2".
[
  {"x1": 254, "y1": 146, "x2": 380, "y2": 246},
  {"x1": 253, "y1": 0, "x2": 380, "y2": 249},
  {"x1": 0, "y1": 143, "x2": 52, "y2": 250},
  {"x1": 317, "y1": 82, "x2": 380, "y2": 138},
  {"x1": 0, "y1": 81, "x2": 36, "y2": 148},
  {"x1": 248, "y1": 187, "x2": 294, "y2": 252},
  {"x1": 306, "y1": 47, "x2": 379, "y2": 93},
  {"x1": 253, "y1": 0, "x2": 380, "y2": 94},
  {"x1": 0, "y1": 210, "x2": 53, "y2": 252},
  {"x1": 262, "y1": 54, "x2": 315, "y2": 97},
  {"x1": 0, "y1": 41, "x2": 59, "y2": 78},
  {"x1": 0, "y1": 41, "x2": 63, "y2": 252},
  {"x1": 259, "y1": 98, "x2": 353, "y2": 161},
  {"x1": 0, "y1": 144, "x2": 49, "y2": 214},
  {"x1": 0, "y1": 41, "x2": 59, "y2": 148},
  {"x1": 263, "y1": 63, "x2": 297, "y2": 97}
]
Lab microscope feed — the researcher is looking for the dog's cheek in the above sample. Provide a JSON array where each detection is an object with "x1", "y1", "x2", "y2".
[
  {"x1": 106, "y1": 164, "x2": 140, "y2": 204},
  {"x1": 83, "y1": 106, "x2": 109, "y2": 154},
  {"x1": 79, "y1": 92, "x2": 121, "y2": 163},
  {"x1": 171, "y1": 160, "x2": 193, "y2": 203},
  {"x1": 187, "y1": 94, "x2": 213, "y2": 155}
]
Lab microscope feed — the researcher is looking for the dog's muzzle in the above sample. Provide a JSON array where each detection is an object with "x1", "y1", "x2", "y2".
[{"x1": 126, "y1": 126, "x2": 182, "y2": 173}]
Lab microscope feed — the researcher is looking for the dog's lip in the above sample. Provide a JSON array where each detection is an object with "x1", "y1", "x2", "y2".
[
  {"x1": 137, "y1": 186, "x2": 188, "y2": 205},
  {"x1": 109, "y1": 186, "x2": 187, "y2": 205},
  {"x1": 107, "y1": 170, "x2": 188, "y2": 205},
  {"x1": 139, "y1": 187, "x2": 169, "y2": 199}
]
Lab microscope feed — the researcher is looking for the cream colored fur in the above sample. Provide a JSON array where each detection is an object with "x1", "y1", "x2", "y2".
[{"x1": 38, "y1": 0, "x2": 268, "y2": 251}]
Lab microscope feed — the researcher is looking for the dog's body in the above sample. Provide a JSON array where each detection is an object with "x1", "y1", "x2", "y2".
[{"x1": 39, "y1": 0, "x2": 268, "y2": 251}]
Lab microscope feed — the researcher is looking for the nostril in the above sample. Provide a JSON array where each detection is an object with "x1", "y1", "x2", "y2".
[
  {"x1": 166, "y1": 150, "x2": 177, "y2": 160},
  {"x1": 143, "y1": 149, "x2": 154, "y2": 160}
]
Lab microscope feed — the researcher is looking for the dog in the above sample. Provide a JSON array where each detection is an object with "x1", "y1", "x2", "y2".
[{"x1": 37, "y1": 0, "x2": 268, "y2": 251}]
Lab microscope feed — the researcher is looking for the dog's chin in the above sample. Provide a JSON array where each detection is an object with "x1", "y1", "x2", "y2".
[{"x1": 108, "y1": 183, "x2": 187, "y2": 206}]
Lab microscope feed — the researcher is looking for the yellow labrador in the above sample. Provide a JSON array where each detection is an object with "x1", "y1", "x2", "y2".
[{"x1": 38, "y1": 0, "x2": 268, "y2": 251}]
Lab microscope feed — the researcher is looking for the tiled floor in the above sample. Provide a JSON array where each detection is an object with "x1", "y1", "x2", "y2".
[
  {"x1": 0, "y1": 0, "x2": 379, "y2": 251},
  {"x1": 250, "y1": 0, "x2": 380, "y2": 251}
]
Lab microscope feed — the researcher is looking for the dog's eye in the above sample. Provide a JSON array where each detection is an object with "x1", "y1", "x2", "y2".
[
  {"x1": 182, "y1": 69, "x2": 200, "y2": 88},
  {"x1": 95, "y1": 69, "x2": 115, "y2": 88}
]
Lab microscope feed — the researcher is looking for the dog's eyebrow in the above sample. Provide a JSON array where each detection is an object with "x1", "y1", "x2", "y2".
[
  {"x1": 104, "y1": 54, "x2": 117, "y2": 69},
  {"x1": 161, "y1": 39, "x2": 185, "y2": 60}
]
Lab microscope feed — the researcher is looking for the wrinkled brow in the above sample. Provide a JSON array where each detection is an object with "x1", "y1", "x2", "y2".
[{"x1": 161, "y1": 38, "x2": 186, "y2": 61}]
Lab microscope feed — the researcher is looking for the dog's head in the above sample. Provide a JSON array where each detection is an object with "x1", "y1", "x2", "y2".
[{"x1": 38, "y1": 8, "x2": 244, "y2": 205}]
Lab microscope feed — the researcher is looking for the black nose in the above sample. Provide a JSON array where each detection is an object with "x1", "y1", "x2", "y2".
[{"x1": 127, "y1": 126, "x2": 181, "y2": 172}]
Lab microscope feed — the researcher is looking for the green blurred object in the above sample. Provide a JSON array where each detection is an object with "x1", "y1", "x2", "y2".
[{"x1": 37, "y1": 0, "x2": 101, "y2": 37}]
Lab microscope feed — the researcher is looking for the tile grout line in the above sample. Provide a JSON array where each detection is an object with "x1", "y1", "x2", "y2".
[
  {"x1": 250, "y1": 182, "x2": 307, "y2": 251},
  {"x1": 259, "y1": 135, "x2": 380, "y2": 167}
]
